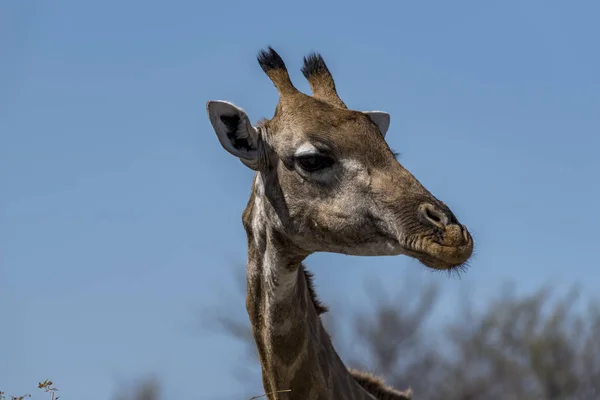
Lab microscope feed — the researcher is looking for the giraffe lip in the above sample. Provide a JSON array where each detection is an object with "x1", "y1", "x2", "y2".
[
  {"x1": 407, "y1": 240, "x2": 473, "y2": 270},
  {"x1": 379, "y1": 228, "x2": 472, "y2": 269},
  {"x1": 391, "y1": 235, "x2": 473, "y2": 270},
  {"x1": 407, "y1": 249, "x2": 460, "y2": 270}
]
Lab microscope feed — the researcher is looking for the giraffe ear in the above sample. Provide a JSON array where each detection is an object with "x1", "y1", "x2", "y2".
[
  {"x1": 363, "y1": 111, "x2": 390, "y2": 137},
  {"x1": 206, "y1": 100, "x2": 261, "y2": 169}
]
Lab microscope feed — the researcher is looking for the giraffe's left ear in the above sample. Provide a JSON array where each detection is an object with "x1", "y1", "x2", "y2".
[{"x1": 363, "y1": 111, "x2": 391, "y2": 137}]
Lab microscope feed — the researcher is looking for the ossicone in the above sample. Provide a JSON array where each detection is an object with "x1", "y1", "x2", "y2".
[
  {"x1": 301, "y1": 52, "x2": 346, "y2": 108},
  {"x1": 256, "y1": 47, "x2": 297, "y2": 96}
]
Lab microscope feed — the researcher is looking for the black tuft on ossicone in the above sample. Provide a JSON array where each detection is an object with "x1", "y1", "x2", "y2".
[
  {"x1": 257, "y1": 47, "x2": 287, "y2": 73},
  {"x1": 301, "y1": 52, "x2": 330, "y2": 79}
]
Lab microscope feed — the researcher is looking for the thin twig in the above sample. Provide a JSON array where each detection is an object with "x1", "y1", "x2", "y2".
[{"x1": 248, "y1": 389, "x2": 292, "y2": 399}]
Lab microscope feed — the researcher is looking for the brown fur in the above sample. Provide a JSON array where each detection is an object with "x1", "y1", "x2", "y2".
[
  {"x1": 207, "y1": 47, "x2": 475, "y2": 399},
  {"x1": 301, "y1": 52, "x2": 347, "y2": 108},
  {"x1": 350, "y1": 369, "x2": 412, "y2": 400},
  {"x1": 305, "y1": 271, "x2": 411, "y2": 399},
  {"x1": 306, "y1": 271, "x2": 412, "y2": 399}
]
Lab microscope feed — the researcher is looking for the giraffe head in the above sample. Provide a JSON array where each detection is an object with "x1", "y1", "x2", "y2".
[{"x1": 206, "y1": 47, "x2": 473, "y2": 270}]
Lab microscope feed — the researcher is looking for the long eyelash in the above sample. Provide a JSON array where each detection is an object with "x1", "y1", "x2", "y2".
[{"x1": 391, "y1": 149, "x2": 402, "y2": 159}]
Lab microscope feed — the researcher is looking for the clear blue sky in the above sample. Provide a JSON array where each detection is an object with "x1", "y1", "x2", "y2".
[{"x1": 1, "y1": 0, "x2": 599, "y2": 398}]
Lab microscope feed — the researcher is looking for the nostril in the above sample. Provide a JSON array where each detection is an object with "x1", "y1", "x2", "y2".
[
  {"x1": 425, "y1": 207, "x2": 441, "y2": 223},
  {"x1": 420, "y1": 204, "x2": 449, "y2": 228}
]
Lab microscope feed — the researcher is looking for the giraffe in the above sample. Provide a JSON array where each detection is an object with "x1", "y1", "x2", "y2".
[{"x1": 205, "y1": 47, "x2": 474, "y2": 399}]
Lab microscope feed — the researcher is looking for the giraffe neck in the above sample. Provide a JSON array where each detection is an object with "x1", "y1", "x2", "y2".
[{"x1": 242, "y1": 173, "x2": 376, "y2": 400}]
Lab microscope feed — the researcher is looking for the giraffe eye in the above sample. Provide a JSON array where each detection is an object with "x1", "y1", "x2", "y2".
[{"x1": 295, "y1": 154, "x2": 334, "y2": 172}]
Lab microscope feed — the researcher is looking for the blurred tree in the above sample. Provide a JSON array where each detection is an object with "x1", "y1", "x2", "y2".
[
  {"x1": 112, "y1": 378, "x2": 160, "y2": 400},
  {"x1": 215, "y1": 274, "x2": 600, "y2": 399}
]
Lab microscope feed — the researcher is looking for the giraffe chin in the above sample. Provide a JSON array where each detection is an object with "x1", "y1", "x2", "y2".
[
  {"x1": 413, "y1": 252, "x2": 467, "y2": 271},
  {"x1": 404, "y1": 238, "x2": 474, "y2": 271}
]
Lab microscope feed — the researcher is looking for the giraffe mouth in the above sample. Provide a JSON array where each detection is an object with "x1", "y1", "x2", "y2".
[
  {"x1": 376, "y1": 230, "x2": 471, "y2": 270},
  {"x1": 406, "y1": 247, "x2": 470, "y2": 270},
  {"x1": 404, "y1": 234, "x2": 474, "y2": 271},
  {"x1": 387, "y1": 224, "x2": 473, "y2": 271}
]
